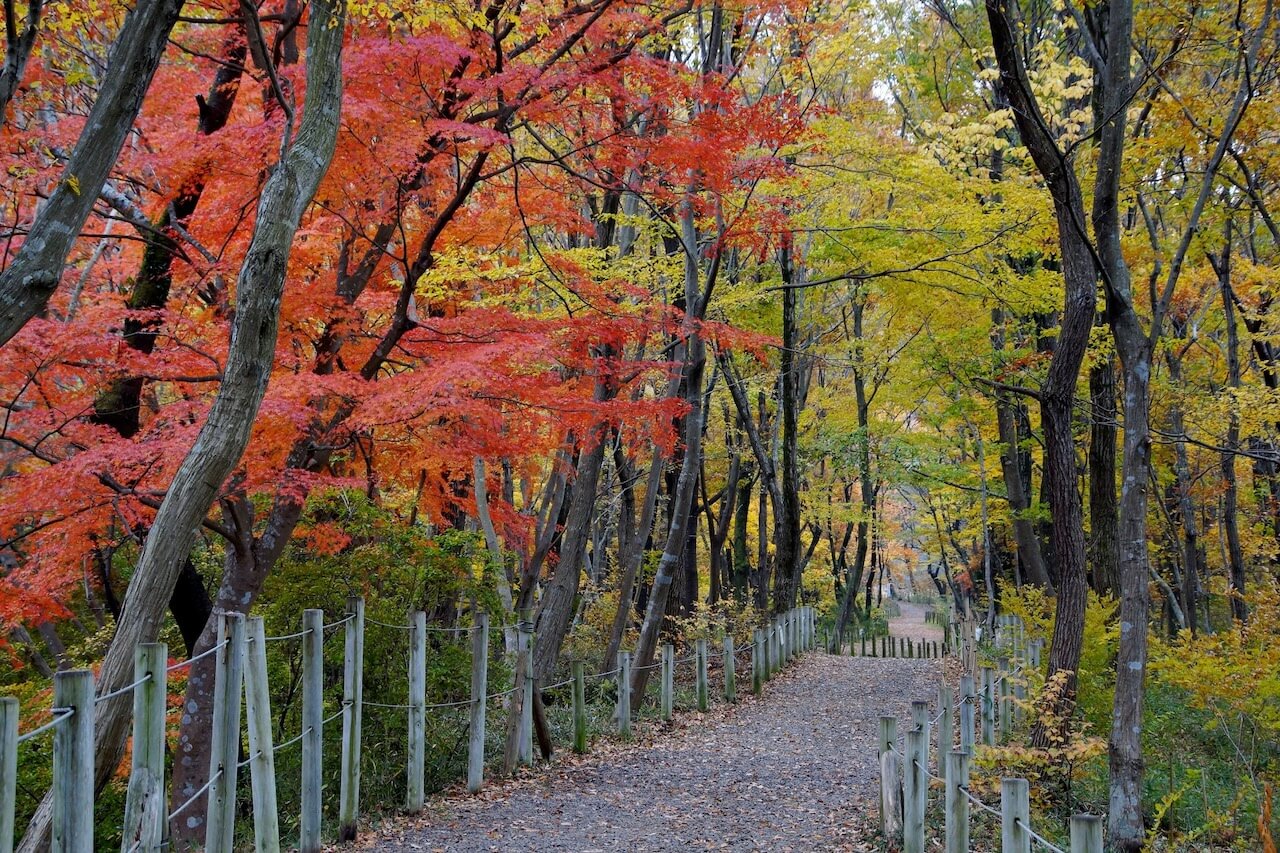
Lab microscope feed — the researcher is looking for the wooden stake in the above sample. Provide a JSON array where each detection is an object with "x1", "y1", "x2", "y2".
[
  {"x1": 339, "y1": 597, "x2": 365, "y2": 842},
  {"x1": 408, "y1": 612, "x2": 426, "y2": 808},
  {"x1": 121, "y1": 643, "x2": 167, "y2": 853},
  {"x1": 945, "y1": 751, "x2": 970, "y2": 853},
  {"x1": 244, "y1": 622, "x2": 281, "y2": 853},
  {"x1": 661, "y1": 644, "x2": 675, "y2": 717},
  {"x1": 1000, "y1": 777, "x2": 1030, "y2": 853},
  {"x1": 0, "y1": 697, "x2": 15, "y2": 853},
  {"x1": 723, "y1": 636, "x2": 736, "y2": 703},
  {"x1": 467, "y1": 613, "x2": 488, "y2": 793},
  {"x1": 1070, "y1": 814, "x2": 1103, "y2": 853},
  {"x1": 52, "y1": 670, "x2": 94, "y2": 853},
  {"x1": 572, "y1": 660, "x2": 587, "y2": 754},
  {"x1": 300, "y1": 609, "x2": 324, "y2": 853},
  {"x1": 206, "y1": 612, "x2": 245, "y2": 853},
  {"x1": 695, "y1": 639, "x2": 709, "y2": 712},
  {"x1": 617, "y1": 652, "x2": 632, "y2": 738}
]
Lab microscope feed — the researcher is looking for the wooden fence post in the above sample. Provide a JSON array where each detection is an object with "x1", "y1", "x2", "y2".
[
  {"x1": 959, "y1": 674, "x2": 975, "y2": 754},
  {"x1": 52, "y1": 670, "x2": 94, "y2": 853},
  {"x1": 997, "y1": 657, "x2": 1011, "y2": 742},
  {"x1": 1000, "y1": 777, "x2": 1030, "y2": 853},
  {"x1": 695, "y1": 639, "x2": 709, "y2": 712},
  {"x1": 572, "y1": 660, "x2": 588, "y2": 754},
  {"x1": 617, "y1": 652, "x2": 632, "y2": 738},
  {"x1": 723, "y1": 636, "x2": 736, "y2": 703},
  {"x1": 751, "y1": 632, "x2": 763, "y2": 696},
  {"x1": 244, "y1": 622, "x2": 281, "y2": 853},
  {"x1": 516, "y1": 611, "x2": 534, "y2": 766},
  {"x1": 467, "y1": 613, "x2": 488, "y2": 794},
  {"x1": 904, "y1": 728, "x2": 926, "y2": 853},
  {"x1": 408, "y1": 612, "x2": 426, "y2": 808},
  {"x1": 878, "y1": 715, "x2": 898, "y2": 833},
  {"x1": 945, "y1": 751, "x2": 969, "y2": 853},
  {"x1": 1070, "y1": 814, "x2": 1103, "y2": 853},
  {"x1": 301, "y1": 608, "x2": 324, "y2": 853},
  {"x1": 981, "y1": 666, "x2": 995, "y2": 746},
  {"x1": 880, "y1": 746, "x2": 902, "y2": 845},
  {"x1": 206, "y1": 612, "x2": 245, "y2": 853},
  {"x1": 122, "y1": 642, "x2": 167, "y2": 853},
  {"x1": 938, "y1": 684, "x2": 953, "y2": 787},
  {"x1": 661, "y1": 644, "x2": 675, "y2": 717},
  {"x1": 0, "y1": 697, "x2": 14, "y2": 853},
  {"x1": 339, "y1": 597, "x2": 365, "y2": 842}
]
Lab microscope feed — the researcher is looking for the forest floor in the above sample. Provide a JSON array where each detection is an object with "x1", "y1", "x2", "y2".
[{"x1": 354, "y1": 602, "x2": 942, "y2": 852}]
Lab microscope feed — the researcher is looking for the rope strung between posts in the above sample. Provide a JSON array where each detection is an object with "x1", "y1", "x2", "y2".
[
  {"x1": 168, "y1": 768, "x2": 222, "y2": 820},
  {"x1": 913, "y1": 757, "x2": 945, "y2": 785},
  {"x1": 274, "y1": 728, "x2": 307, "y2": 752},
  {"x1": 94, "y1": 671, "x2": 153, "y2": 704},
  {"x1": 166, "y1": 639, "x2": 227, "y2": 672},
  {"x1": 1019, "y1": 818, "x2": 1068, "y2": 853},
  {"x1": 958, "y1": 785, "x2": 1002, "y2": 818},
  {"x1": 236, "y1": 749, "x2": 263, "y2": 770},
  {"x1": 15, "y1": 707, "x2": 74, "y2": 744},
  {"x1": 260, "y1": 627, "x2": 311, "y2": 642}
]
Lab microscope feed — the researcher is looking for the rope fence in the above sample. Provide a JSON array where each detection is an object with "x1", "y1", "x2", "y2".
[
  {"x1": 875, "y1": 608, "x2": 1103, "y2": 853},
  {"x1": 1, "y1": 602, "x2": 817, "y2": 853}
]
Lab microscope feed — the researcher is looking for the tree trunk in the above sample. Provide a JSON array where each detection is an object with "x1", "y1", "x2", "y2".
[
  {"x1": 992, "y1": 309, "x2": 1053, "y2": 590},
  {"x1": 629, "y1": 198, "x2": 714, "y2": 705},
  {"x1": 771, "y1": 243, "x2": 803, "y2": 611},
  {"x1": 533, "y1": 420, "x2": 611, "y2": 682},
  {"x1": 985, "y1": 0, "x2": 1095, "y2": 746},
  {"x1": 16, "y1": 6, "x2": 345, "y2": 847},
  {"x1": 0, "y1": 0, "x2": 186, "y2": 347},
  {"x1": 602, "y1": 444, "x2": 665, "y2": 675},
  {"x1": 1215, "y1": 244, "x2": 1248, "y2": 621},
  {"x1": 1088, "y1": 348, "x2": 1120, "y2": 594}
]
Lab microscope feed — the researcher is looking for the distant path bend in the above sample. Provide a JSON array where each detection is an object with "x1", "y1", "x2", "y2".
[{"x1": 364, "y1": 602, "x2": 943, "y2": 852}]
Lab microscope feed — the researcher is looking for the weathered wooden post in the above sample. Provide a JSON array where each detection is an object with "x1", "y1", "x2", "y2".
[
  {"x1": 751, "y1": 632, "x2": 763, "y2": 695},
  {"x1": 878, "y1": 715, "x2": 898, "y2": 833},
  {"x1": 981, "y1": 666, "x2": 995, "y2": 746},
  {"x1": 408, "y1": 612, "x2": 427, "y2": 808},
  {"x1": 206, "y1": 612, "x2": 246, "y2": 853},
  {"x1": 997, "y1": 657, "x2": 1011, "y2": 742},
  {"x1": 301, "y1": 608, "x2": 324, "y2": 853},
  {"x1": 52, "y1": 670, "x2": 94, "y2": 853},
  {"x1": 945, "y1": 751, "x2": 970, "y2": 853},
  {"x1": 0, "y1": 697, "x2": 15, "y2": 853},
  {"x1": 904, "y1": 728, "x2": 926, "y2": 853},
  {"x1": 1070, "y1": 814, "x2": 1103, "y2": 853},
  {"x1": 122, "y1": 642, "x2": 167, "y2": 853},
  {"x1": 467, "y1": 613, "x2": 488, "y2": 794},
  {"x1": 938, "y1": 684, "x2": 953, "y2": 786},
  {"x1": 519, "y1": 613, "x2": 534, "y2": 766},
  {"x1": 695, "y1": 639, "x2": 709, "y2": 712},
  {"x1": 244, "y1": 622, "x2": 281, "y2": 853},
  {"x1": 339, "y1": 597, "x2": 365, "y2": 842},
  {"x1": 662, "y1": 643, "x2": 675, "y2": 716},
  {"x1": 959, "y1": 674, "x2": 975, "y2": 754},
  {"x1": 1001, "y1": 777, "x2": 1030, "y2": 853},
  {"x1": 571, "y1": 660, "x2": 587, "y2": 754},
  {"x1": 723, "y1": 636, "x2": 736, "y2": 702},
  {"x1": 617, "y1": 651, "x2": 632, "y2": 738},
  {"x1": 1013, "y1": 662, "x2": 1025, "y2": 729}
]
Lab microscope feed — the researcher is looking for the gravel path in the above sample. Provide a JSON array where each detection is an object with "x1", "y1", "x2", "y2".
[{"x1": 363, "y1": 604, "x2": 944, "y2": 852}]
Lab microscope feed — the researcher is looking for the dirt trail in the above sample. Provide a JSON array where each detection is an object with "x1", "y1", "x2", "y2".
[{"x1": 364, "y1": 608, "x2": 943, "y2": 852}]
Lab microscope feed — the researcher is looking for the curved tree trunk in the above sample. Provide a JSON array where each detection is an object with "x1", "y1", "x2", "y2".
[
  {"x1": 17, "y1": 4, "x2": 345, "y2": 847},
  {"x1": 0, "y1": 0, "x2": 185, "y2": 347}
]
